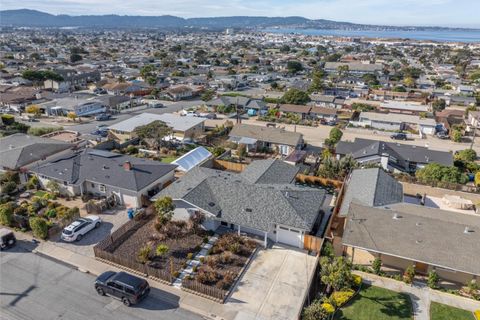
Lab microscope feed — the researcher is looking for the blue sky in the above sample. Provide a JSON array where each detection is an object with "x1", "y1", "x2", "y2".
[{"x1": 2, "y1": 0, "x2": 479, "y2": 28}]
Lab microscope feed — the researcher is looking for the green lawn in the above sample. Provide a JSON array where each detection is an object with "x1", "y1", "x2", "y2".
[
  {"x1": 160, "y1": 156, "x2": 177, "y2": 163},
  {"x1": 334, "y1": 285, "x2": 413, "y2": 320},
  {"x1": 430, "y1": 302, "x2": 475, "y2": 320}
]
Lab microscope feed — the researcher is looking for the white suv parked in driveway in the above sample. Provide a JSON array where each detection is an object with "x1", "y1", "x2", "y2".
[{"x1": 61, "y1": 215, "x2": 101, "y2": 242}]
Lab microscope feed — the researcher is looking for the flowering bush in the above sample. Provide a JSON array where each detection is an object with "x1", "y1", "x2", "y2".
[{"x1": 331, "y1": 289, "x2": 354, "y2": 307}]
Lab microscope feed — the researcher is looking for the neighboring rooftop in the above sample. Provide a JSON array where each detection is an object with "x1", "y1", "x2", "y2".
[
  {"x1": 108, "y1": 112, "x2": 205, "y2": 133},
  {"x1": 339, "y1": 168, "x2": 404, "y2": 217},
  {"x1": 0, "y1": 133, "x2": 74, "y2": 170},
  {"x1": 229, "y1": 124, "x2": 302, "y2": 147},
  {"x1": 343, "y1": 201, "x2": 480, "y2": 276},
  {"x1": 31, "y1": 149, "x2": 177, "y2": 191}
]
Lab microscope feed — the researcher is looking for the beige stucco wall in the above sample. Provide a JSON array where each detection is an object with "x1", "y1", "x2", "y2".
[{"x1": 401, "y1": 182, "x2": 480, "y2": 203}]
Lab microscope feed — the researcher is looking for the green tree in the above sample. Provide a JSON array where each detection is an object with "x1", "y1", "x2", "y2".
[
  {"x1": 451, "y1": 129, "x2": 462, "y2": 142},
  {"x1": 415, "y1": 163, "x2": 468, "y2": 184},
  {"x1": 320, "y1": 256, "x2": 353, "y2": 292},
  {"x1": 286, "y1": 60, "x2": 303, "y2": 74},
  {"x1": 455, "y1": 149, "x2": 477, "y2": 162},
  {"x1": 201, "y1": 89, "x2": 215, "y2": 102},
  {"x1": 1, "y1": 181, "x2": 16, "y2": 194},
  {"x1": 281, "y1": 88, "x2": 311, "y2": 105},
  {"x1": 154, "y1": 196, "x2": 175, "y2": 225},
  {"x1": 432, "y1": 99, "x2": 446, "y2": 112},
  {"x1": 328, "y1": 127, "x2": 343, "y2": 144},
  {"x1": 25, "y1": 105, "x2": 41, "y2": 116},
  {"x1": 134, "y1": 120, "x2": 172, "y2": 150},
  {"x1": 70, "y1": 53, "x2": 82, "y2": 63},
  {"x1": 308, "y1": 69, "x2": 325, "y2": 93},
  {"x1": 29, "y1": 217, "x2": 48, "y2": 239}
]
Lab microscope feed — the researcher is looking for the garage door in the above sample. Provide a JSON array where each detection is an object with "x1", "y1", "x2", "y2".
[
  {"x1": 122, "y1": 194, "x2": 138, "y2": 208},
  {"x1": 277, "y1": 226, "x2": 301, "y2": 247}
]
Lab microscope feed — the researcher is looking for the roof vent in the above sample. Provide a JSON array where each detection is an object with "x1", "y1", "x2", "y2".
[
  {"x1": 8, "y1": 144, "x2": 14, "y2": 149},
  {"x1": 393, "y1": 213, "x2": 402, "y2": 220},
  {"x1": 464, "y1": 226, "x2": 474, "y2": 234},
  {"x1": 415, "y1": 240, "x2": 422, "y2": 244},
  {"x1": 416, "y1": 222, "x2": 422, "y2": 227},
  {"x1": 208, "y1": 202, "x2": 215, "y2": 207},
  {"x1": 245, "y1": 208, "x2": 252, "y2": 212}
]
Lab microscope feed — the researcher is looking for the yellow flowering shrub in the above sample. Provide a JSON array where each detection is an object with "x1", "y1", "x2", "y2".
[
  {"x1": 331, "y1": 289, "x2": 354, "y2": 307},
  {"x1": 321, "y1": 303, "x2": 335, "y2": 314}
]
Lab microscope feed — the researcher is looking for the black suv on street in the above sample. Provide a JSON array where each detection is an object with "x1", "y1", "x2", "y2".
[
  {"x1": 390, "y1": 132, "x2": 408, "y2": 140},
  {"x1": 95, "y1": 271, "x2": 150, "y2": 306}
]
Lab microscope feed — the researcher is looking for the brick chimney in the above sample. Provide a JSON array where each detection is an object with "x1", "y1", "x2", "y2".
[{"x1": 123, "y1": 161, "x2": 132, "y2": 171}]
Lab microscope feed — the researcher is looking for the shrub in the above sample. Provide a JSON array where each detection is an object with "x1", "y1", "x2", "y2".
[
  {"x1": 27, "y1": 126, "x2": 63, "y2": 136},
  {"x1": 155, "y1": 244, "x2": 169, "y2": 257},
  {"x1": 192, "y1": 265, "x2": 198, "y2": 272},
  {"x1": 331, "y1": 289, "x2": 354, "y2": 307},
  {"x1": 199, "y1": 257, "x2": 205, "y2": 264},
  {"x1": 0, "y1": 203, "x2": 14, "y2": 226},
  {"x1": 1, "y1": 114, "x2": 14, "y2": 125},
  {"x1": 172, "y1": 271, "x2": 180, "y2": 278},
  {"x1": 372, "y1": 257, "x2": 382, "y2": 275},
  {"x1": 196, "y1": 267, "x2": 218, "y2": 284},
  {"x1": 46, "y1": 180, "x2": 60, "y2": 194},
  {"x1": 302, "y1": 299, "x2": 329, "y2": 320},
  {"x1": 352, "y1": 274, "x2": 362, "y2": 287},
  {"x1": 1, "y1": 181, "x2": 17, "y2": 194},
  {"x1": 427, "y1": 270, "x2": 439, "y2": 289},
  {"x1": 46, "y1": 209, "x2": 57, "y2": 219},
  {"x1": 137, "y1": 245, "x2": 151, "y2": 264},
  {"x1": 321, "y1": 302, "x2": 335, "y2": 314},
  {"x1": 154, "y1": 196, "x2": 175, "y2": 225},
  {"x1": 321, "y1": 241, "x2": 334, "y2": 258},
  {"x1": 26, "y1": 175, "x2": 39, "y2": 189},
  {"x1": 29, "y1": 217, "x2": 48, "y2": 239},
  {"x1": 474, "y1": 310, "x2": 480, "y2": 320},
  {"x1": 206, "y1": 255, "x2": 219, "y2": 268},
  {"x1": 187, "y1": 252, "x2": 194, "y2": 260},
  {"x1": 219, "y1": 251, "x2": 233, "y2": 264},
  {"x1": 403, "y1": 265, "x2": 416, "y2": 284},
  {"x1": 228, "y1": 242, "x2": 240, "y2": 254}
]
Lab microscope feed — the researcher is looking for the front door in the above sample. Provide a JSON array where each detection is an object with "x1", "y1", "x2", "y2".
[{"x1": 415, "y1": 262, "x2": 428, "y2": 275}]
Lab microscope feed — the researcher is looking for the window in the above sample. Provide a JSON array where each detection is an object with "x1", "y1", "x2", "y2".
[
  {"x1": 279, "y1": 226, "x2": 289, "y2": 231},
  {"x1": 91, "y1": 183, "x2": 95, "y2": 188},
  {"x1": 125, "y1": 287, "x2": 135, "y2": 295},
  {"x1": 108, "y1": 282, "x2": 123, "y2": 290},
  {"x1": 63, "y1": 181, "x2": 68, "y2": 186},
  {"x1": 99, "y1": 184, "x2": 106, "y2": 193}
]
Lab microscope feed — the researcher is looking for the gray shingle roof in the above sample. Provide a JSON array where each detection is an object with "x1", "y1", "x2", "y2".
[
  {"x1": 155, "y1": 160, "x2": 324, "y2": 232},
  {"x1": 339, "y1": 168, "x2": 404, "y2": 217},
  {"x1": 0, "y1": 133, "x2": 73, "y2": 170},
  {"x1": 336, "y1": 138, "x2": 453, "y2": 168},
  {"x1": 31, "y1": 149, "x2": 177, "y2": 191},
  {"x1": 229, "y1": 124, "x2": 302, "y2": 147},
  {"x1": 240, "y1": 159, "x2": 299, "y2": 184},
  {"x1": 343, "y1": 202, "x2": 480, "y2": 276}
]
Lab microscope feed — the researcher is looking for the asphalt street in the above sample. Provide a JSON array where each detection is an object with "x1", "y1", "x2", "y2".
[{"x1": 0, "y1": 241, "x2": 203, "y2": 320}]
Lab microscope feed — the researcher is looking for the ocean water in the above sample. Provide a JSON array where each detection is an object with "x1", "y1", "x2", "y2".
[{"x1": 263, "y1": 28, "x2": 480, "y2": 43}]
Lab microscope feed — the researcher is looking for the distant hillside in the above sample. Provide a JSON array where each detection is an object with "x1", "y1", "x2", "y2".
[{"x1": 0, "y1": 9, "x2": 475, "y2": 31}]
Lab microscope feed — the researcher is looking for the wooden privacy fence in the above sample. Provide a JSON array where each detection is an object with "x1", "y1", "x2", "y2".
[
  {"x1": 212, "y1": 159, "x2": 248, "y2": 172},
  {"x1": 182, "y1": 278, "x2": 227, "y2": 302},
  {"x1": 295, "y1": 174, "x2": 343, "y2": 189},
  {"x1": 304, "y1": 235, "x2": 323, "y2": 253}
]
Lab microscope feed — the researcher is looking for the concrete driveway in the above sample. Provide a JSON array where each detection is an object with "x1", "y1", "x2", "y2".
[
  {"x1": 227, "y1": 245, "x2": 317, "y2": 320},
  {"x1": 50, "y1": 209, "x2": 130, "y2": 257}
]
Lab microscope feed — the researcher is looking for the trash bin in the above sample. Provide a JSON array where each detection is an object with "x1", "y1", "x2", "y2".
[{"x1": 127, "y1": 208, "x2": 135, "y2": 220}]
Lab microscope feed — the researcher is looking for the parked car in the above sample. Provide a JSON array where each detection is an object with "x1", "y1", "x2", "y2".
[
  {"x1": 436, "y1": 131, "x2": 450, "y2": 140},
  {"x1": 61, "y1": 215, "x2": 101, "y2": 242},
  {"x1": 95, "y1": 271, "x2": 150, "y2": 306},
  {"x1": 390, "y1": 132, "x2": 408, "y2": 140},
  {"x1": 326, "y1": 120, "x2": 337, "y2": 126},
  {"x1": 95, "y1": 113, "x2": 111, "y2": 121},
  {"x1": 91, "y1": 128, "x2": 108, "y2": 137},
  {"x1": 150, "y1": 103, "x2": 164, "y2": 108},
  {"x1": 0, "y1": 228, "x2": 16, "y2": 250}
]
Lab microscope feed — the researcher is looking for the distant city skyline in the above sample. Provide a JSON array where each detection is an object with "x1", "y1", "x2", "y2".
[{"x1": 1, "y1": 0, "x2": 479, "y2": 29}]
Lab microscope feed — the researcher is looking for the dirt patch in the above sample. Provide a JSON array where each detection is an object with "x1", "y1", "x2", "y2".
[{"x1": 112, "y1": 217, "x2": 207, "y2": 274}]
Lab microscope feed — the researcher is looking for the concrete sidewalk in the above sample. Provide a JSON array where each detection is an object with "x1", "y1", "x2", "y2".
[
  {"x1": 12, "y1": 231, "x2": 237, "y2": 320},
  {"x1": 355, "y1": 271, "x2": 480, "y2": 320}
]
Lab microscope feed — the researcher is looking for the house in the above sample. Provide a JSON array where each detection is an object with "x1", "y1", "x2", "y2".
[
  {"x1": 96, "y1": 95, "x2": 131, "y2": 111},
  {"x1": 278, "y1": 104, "x2": 311, "y2": 119},
  {"x1": 378, "y1": 101, "x2": 429, "y2": 115},
  {"x1": 0, "y1": 133, "x2": 74, "y2": 181},
  {"x1": 324, "y1": 62, "x2": 383, "y2": 76},
  {"x1": 41, "y1": 97, "x2": 107, "y2": 117},
  {"x1": 103, "y1": 82, "x2": 150, "y2": 96},
  {"x1": 44, "y1": 68, "x2": 101, "y2": 92},
  {"x1": 356, "y1": 112, "x2": 437, "y2": 135},
  {"x1": 341, "y1": 168, "x2": 480, "y2": 284},
  {"x1": 309, "y1": 107, "x2": 338, "y2": 121},
  {"x1": 108, "y1": 113, "x2": 205, "y2": 142},
  {"x1": 335, "y1": 138, "x2": 453, "y2": 173},
  {"x1": 229, "y1": 124, "x2": 303, "y2": 156},
  {"x1": 31, "y1": 149, "x2": 177, "y2": 208},
  {"x1": 435, "y1": 109, "x2": 464, "y2": 132},
  {"x1": 153, "y1": 159, "x2": 327, "y2": 248},
  {"x1": 205, "y1": 96, "x2": 267, "y2": 113},
  {"x1": 166, "y1": 85, "x2": 193, "y2": 101},
  {"x1": 465, "y1": 111, "x2": 480, "y2": 131},
  {"x1": 310, "y1": 95, "x2": 345, "y2": 109}
]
